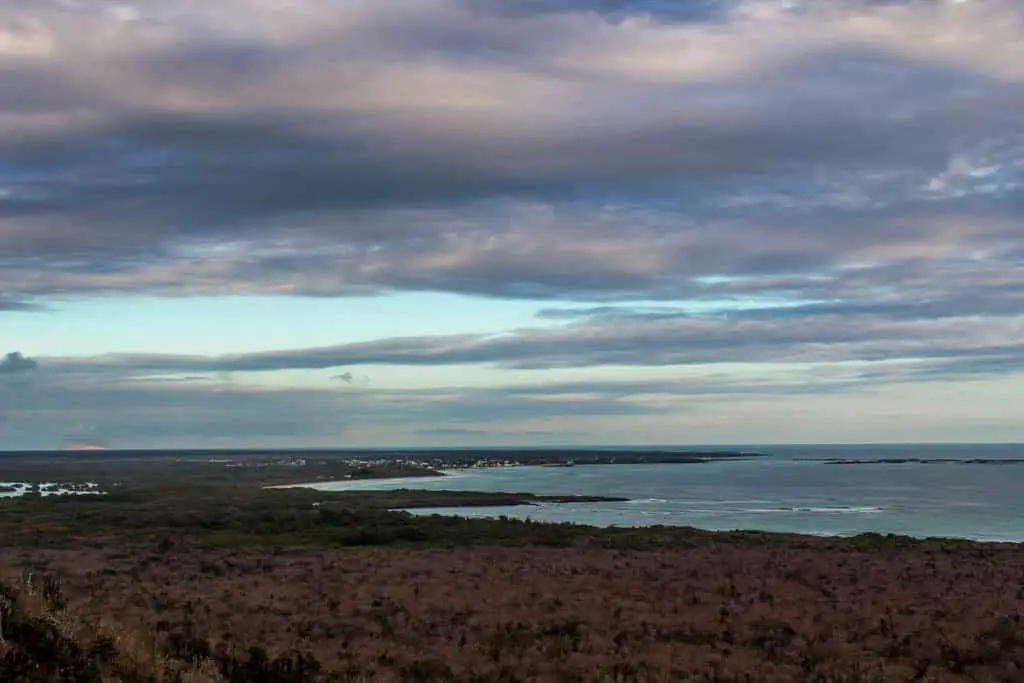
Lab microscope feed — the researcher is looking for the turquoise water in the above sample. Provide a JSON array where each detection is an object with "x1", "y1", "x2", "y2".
[{"x1": 307, "y1": 444, "x2": 1024, "y2": 542}]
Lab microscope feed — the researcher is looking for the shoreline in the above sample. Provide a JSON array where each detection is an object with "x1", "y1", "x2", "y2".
[
  {"x1": 402, "y1": 506, "x2": 1024, "y2": 546},
  {"x1": 3, "y1": 449, "x2": 1021, "y2": 550},
  {"x1": 267, "y1": 468, "x2": 1024, "y2": 546},
  {"x1": 264, "y1": 470, "x2": 455, "y2": 490},
  {"x1": 267, "y1": 484, "x2": 1024, "y2": 546}
]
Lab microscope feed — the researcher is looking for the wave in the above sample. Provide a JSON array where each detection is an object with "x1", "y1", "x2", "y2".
[
  {"x1": 625, "y1": 499, "x2": 885, "y2": 515},
  {"x1": 810, "y1": 458, "x2": 1024, "y2": 466},
  {"x1": 743, "y1": 506, "x2": 883, "y2": 515},
  {"x1": 627, "y1": 498, "x2": 777, "y2": 506}
]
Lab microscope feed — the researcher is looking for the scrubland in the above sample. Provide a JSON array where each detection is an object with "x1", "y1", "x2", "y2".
[{"x1": 1, "y1": 452, "x2": 1023, "y2": 682}]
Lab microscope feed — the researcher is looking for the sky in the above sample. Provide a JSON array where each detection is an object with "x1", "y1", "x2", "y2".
[{"x1": 1, "y1": 0, "x2": 1023, "y2": 449}]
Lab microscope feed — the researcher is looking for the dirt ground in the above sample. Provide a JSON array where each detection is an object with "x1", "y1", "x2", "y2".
[{"x1": 4, "y1": 540, "x2": 1024, "y2": 682}]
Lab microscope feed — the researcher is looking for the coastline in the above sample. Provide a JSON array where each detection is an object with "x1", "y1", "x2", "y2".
[
  {"x1": 4, "y1": 442, "x2": 1024, "y2": 683},
  {"x1": 3, "y1": 446, "x2": 1022, "y2": 547},
  {"x1": 267, "y1": 461, "x2": 1024, "y2": 544},
  {"x1": 402, "y1": 506, "x2": 1024, "y2": 546}
]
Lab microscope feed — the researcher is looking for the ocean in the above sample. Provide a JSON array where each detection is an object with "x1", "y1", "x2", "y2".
[{"x1": 308, "y1": 444, "x2": 1024, "y2": 542}]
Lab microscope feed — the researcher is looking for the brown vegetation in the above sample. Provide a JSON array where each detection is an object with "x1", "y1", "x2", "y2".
[
  {"x1": 3, "y1": 452, "x2": 1024, "y2": 681},
  {"x1": 3, "y1": 539, "x2": 1024, "y2": 682}
]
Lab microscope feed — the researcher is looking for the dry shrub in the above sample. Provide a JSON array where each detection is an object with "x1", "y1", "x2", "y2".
[{"x1": 2, "y1": 540, "x2": 1024, "y2": 682}]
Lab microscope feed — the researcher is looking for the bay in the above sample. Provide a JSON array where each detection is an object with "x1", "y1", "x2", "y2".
[{"x1": 308, "y1": 444, "x2": 1024, "y2": 542}]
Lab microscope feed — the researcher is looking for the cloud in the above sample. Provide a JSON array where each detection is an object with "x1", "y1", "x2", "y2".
[
  {"x1": 1, "y1": 355, "x2": 1017, "y2": 448},
  {"x1": 38, "y1": 290, "x2": 1024, "y2": 381},
  {"x1": 0, "y1": 380, "x2": 354, "y2": 446},
  {"x1": 412, "y1": 427, "x2": 583, "y2": 438},
  {"x1": 2, "y1": 1, "x2": 1022, "y2": 449},
  {"x1": 0, "y1": 297, "x2": 42, "y2": 311},
  {"x1": 0, "y1": 372, "x2": 675, "y2": 448},
  {"x1": 0, "y1": 0, "x2": 1021, "y2": 308},
  {"x1": 0, "y1": 352, "x2": 38, "y2": 374},
  {"x1": 858, "y1": 354, "x2": 1024, "y2": 382},
  {"x1": 414, "y1": 427, "x2": 492, "y2": 436},
  {"x1": 59, "y1": 438, "x2": 112, "y2": 451}
]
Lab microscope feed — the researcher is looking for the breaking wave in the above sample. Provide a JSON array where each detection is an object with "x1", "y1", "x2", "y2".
[{"x1": 744, "y1": 506, "x2": 883, "y2": 515}]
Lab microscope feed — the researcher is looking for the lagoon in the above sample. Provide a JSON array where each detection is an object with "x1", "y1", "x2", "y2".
[{"x1": 301, "y1": 444, "x2": 1024, "y2": 542}]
